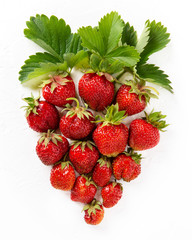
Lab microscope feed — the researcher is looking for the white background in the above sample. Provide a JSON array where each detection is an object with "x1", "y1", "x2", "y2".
[{"x1": 0, "y1": 0, "x2": 192, "y2": 239}]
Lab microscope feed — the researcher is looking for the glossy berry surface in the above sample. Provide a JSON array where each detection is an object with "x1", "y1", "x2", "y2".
[
  {"x1": 116, "y1": 85, "x2": 146, "y2": 116},
  {"x1": 93, "y1": 123, "x2": 129, "y2": 157},
  {"x1": 101, "y1": 182, "x2": 123, "y2": 208},
  {"x1": 79, "y1": 73, "x2": 115, "y2": 111},
  {"x1": 50, "y1": 162, "x2": 76, "y2": 191},
  {"x1": 26, "y1": 101, "x2": 60, "y2": 132},
  {"x1": 69, "y1": 145, "x2": 99, "y2": 174},
  {"x1": 128, "y1": 119, "x2": 160, "y2": 150},
  {"x1": 42, "y1": 75, "x2": 76, "y2": 107},
  {"x1": 36, "y1": 136, "x2": 69, "y2": 165},
  {"x1": 113, "y1": 154, "x2": 141, "y2": 182},
  {"x1": 60, "y1": 111, "x2": 95, "y2": 140},
  {"x1": 92, "y1": 160, "x2": 112, "y2": 187},
  {"x1": 84, "y1": 204, "x2": 104, "y2": 225},
  {"x1": 71, "y1": 176, "x2": 97, "y2": 203}
]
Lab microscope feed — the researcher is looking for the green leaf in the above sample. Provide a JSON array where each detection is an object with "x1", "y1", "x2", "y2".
[
  {"x1": 136, "y1": 63, "x2": 173, "y2": 93},
  {"x1": 64, "y1": 50, "x2": 88, "y2": 68},
  {"x1": 78, "y1": 26, "x2": 105, "y2": 56},
  {"x1": 121, "y1": 22, "x2": 137, "y2": 47},
  {"x1": 106, "y1": 61, "x2": 124, "y2": 74},
  {"x1": 90, "y1": 54, "x2": 102, "y2": 72},
  {"x1": 24, "y1": 14, "x2": 71, "y2": 61},
  {"x1": 136, "y1": 23, "x2": 150, "y2": 54},
  {"x1": 139, "y1": 20, "x2": 170, "y2": 63},
  {"x1": 98, "y1": 11, "x2": 124, "y2": 54},
  {"x1": 19, "y1": 52, "x2": 68, "y2": 87},
  {"x1": 66, "y1": 33, "x2": 84, "y2": 54},
  {"x1": 106, "y1": 46, "x2": 140, "y2": 67}
]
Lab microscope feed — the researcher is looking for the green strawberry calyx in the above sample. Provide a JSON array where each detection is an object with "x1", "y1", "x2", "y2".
[
  {"x1": 123, "y1": 148, "x2": 142, "y2": 165},
  {"x1": 71, "y1": 140, "x2": 96, "y2": 152},
  {"x1": 95, "y1": 103, "x2": 126, "y2": 127},
  {"x1": 63, "y1": 98, "x2": 94, "y2": 120},
  {"x1": 112, "y1": 181, "x2": 123, "y2": 191},
  {"x1": 38, "y1": 130, "x2": 63, "y2": 147},
  {"x1": 54, "y1": 153, "x2": 73, "y2": 170},
  {"x1": 39, "y1": 73, "x2": 71, "y2": 93},
  {"x1": 97, "y1": 157, "x2": 111, "y2": 168},
  {"x1": 144, "y1": 110, "x2": 169, "y2": 131},
  {"x1": 82, "y1": 175, "x2": 97, "y2": 188},
  {"x1": 22, "y1": 93, "x2": 40, "y2": 117},
  {"x1": 124, "y1": 80, "x2": 159, "y2": 103},
  {"x1": 83, "y1": 199, "x2": 102, "y2": 216}
]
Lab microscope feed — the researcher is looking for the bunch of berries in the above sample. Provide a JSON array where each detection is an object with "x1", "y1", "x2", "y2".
[{"x1": 22, "y1": 73, "x2": 168, "y2": 225}]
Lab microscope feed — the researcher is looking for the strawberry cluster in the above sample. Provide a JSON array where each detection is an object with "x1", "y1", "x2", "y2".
[
  {"x1": 20, "y1": 12, "x2": 172, "y2": 225},
  {"x1": 22, "y1": 72, "x2": 168, "y2": 225}
]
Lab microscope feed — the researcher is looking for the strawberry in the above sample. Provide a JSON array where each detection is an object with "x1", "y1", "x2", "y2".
[
  {"x1": 22, "y1": 94, "x2": 60, "y2": 132},
  {"x1": 128, "y1": 111, "x2": 168, "y2": 150},
  {"x1": 93, "y1": 104, "x2": 129, "y2": 157},
  {"x1": 113, "y1": 149, "x2": 141, "y2": 182},
  {"x1": 36, "y1": 130, "x2": 69, "y2": 165},
  {"x1": 40, "y1": 74, "x2": 76, "y2": 107},
  {"x1": 83, "y1": 199, "x2": 104, "y2": 225},
  {"x1": 101, "y1": 182, "x2": 123, "y2": 208},
  {"x1": 69, "y1": 141, "x2": 99, "y2": 174},
  {"x1": 71, "y1": 175, "x2": 97, "y2": 203},
  {"x1": 116, "y1": 80, "x2": 158, "y2": 116},
  {"x1": 50, "y1": 158, "x2": 76, "y2": 191},
  {"x1": 92, "y1": 157, "x2": 112, "y2": 187},
  {"x1": 78, "y1": 73, "x2": 115, "y2": 111},
  {"x1": 59, "y1": 98, "x2": 95, "y2": 140}
]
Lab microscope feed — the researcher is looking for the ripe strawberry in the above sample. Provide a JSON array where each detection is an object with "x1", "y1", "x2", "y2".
[
  {"x1": 101, "y1": 182, "x2": 123, "y2": 208},
  {"x1": 83, "y1": 199, "x2": 104, "y2": 225},
  {"x1": 40, "y1": 74, "x2": 76, "y2": 107},
  {"x1": 92, "y1": 157, "x2": 112, "y2": 187},
  {"x1": 22, "y1": 94, "x2": 60, "y2": 132},
  {"x1": 93, "y1": 104, "x2": 128, "y2": 157},
  {"x1": 69, "y1": 141, "x2": 99, "y2": 174},
  {"x1": 50, "y1": 158, "x2": 76, "y2": 191},
  {"x1": 36, "y1": 130, "x2": 69, "y2": 165},
  {"x1": 71, "y1": 175, "x2": 97, "y2": 203},
  {"x1": 113, "y1": 149, "x2": 141, "y2": 182},
  {"x1": 128, "y1": 111, "x2": 168, "y2": 150},
  {"x1": 116, "y1": 80, "x2": 158, "y2": 116},
  {"x1": 60, "y1": 98, "x2": 95, "y2": 140},
  {"x1": 78, "y1": 73, "x2": 115, "y2": 111}
]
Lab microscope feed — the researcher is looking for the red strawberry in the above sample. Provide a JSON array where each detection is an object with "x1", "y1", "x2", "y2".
[
  {"x1": 128, "y1": 111, "x2": 168, "y2": 150},
  {"x1": 113, "y1": 150, "x2": 141, "y2": 182},
  {"x1": 83, "y1": 199, "x2": 104, "y2": 225},
  {"x1": 69, "y1": 141, "x2": 99, "y2": 174},
  {"x1": 116, "y1": 81, "x2": 158, "y2": 116},
  {"x1": 50, "y1": 159, "x2": 76, "y2": 191},
  {"x1": 36, "y1": 130, "x2": 69, "y2": 165},
  {"x1": 93, "y1": 104, "x2": 129, "y2": 157},
  {"x1": 78, "y1": 73, "x2": 115, "y2": 111},
  {"x1": 41, "y1": 74, "x2": 76, "y2": 107},
  {"x1": 22, "y1": 94, "x2": 60, "y2": 132},
  {"x1": 116, "y1": 85, "x2": 146, "y2": 116},
  {"x1": 92, "y1": 157, "x2": 112, "y2": 187},
  {"x1": 60, "y1": 98, "x2": 95, "y2": 140},
  {"x1": 101, "y1": 182, "x2": 123, "y2": 208},
  {"x1": 71, "y1": 175, "x2": 97, "y2": 203}
]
